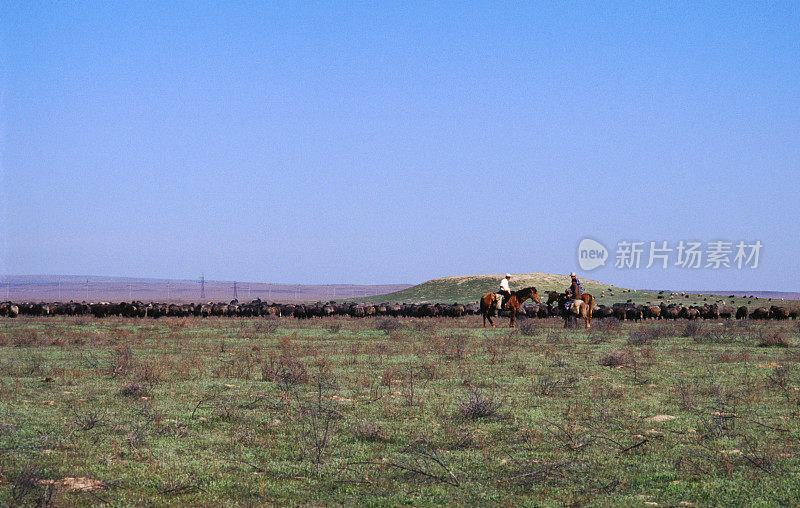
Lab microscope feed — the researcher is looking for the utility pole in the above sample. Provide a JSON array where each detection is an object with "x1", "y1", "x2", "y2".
[
  {"x1": 200, "y1": 274, "x2": 206, "y2": 300},
  {"x1": 233, "y1": 281, "x2": 238, "y2": 300}
]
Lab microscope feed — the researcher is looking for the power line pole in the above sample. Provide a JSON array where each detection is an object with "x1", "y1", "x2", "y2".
[{"x1": 200, "y1": 274, "x2": 206, "y2": 300}]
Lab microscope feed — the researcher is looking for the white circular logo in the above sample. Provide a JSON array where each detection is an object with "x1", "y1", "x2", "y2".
[{"x1": 577, "y1": 238, "x2": 608, "y2": 271}]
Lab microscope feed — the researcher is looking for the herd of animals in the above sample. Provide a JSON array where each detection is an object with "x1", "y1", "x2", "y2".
[{"x1": 0, "y1": 293, "x2": 797, "y2": 327}]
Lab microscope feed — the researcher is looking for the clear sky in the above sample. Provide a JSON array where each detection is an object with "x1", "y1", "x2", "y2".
[{"x1": 2, "y1": 2, "x2": 799, "y2": 290}]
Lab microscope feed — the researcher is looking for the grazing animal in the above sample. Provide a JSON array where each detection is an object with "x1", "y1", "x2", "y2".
[{"x1": 480, "y1": 287, "x2": 541, "y2": 328}]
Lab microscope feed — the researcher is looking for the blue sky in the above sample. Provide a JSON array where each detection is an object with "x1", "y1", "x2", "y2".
[{"x1": 2, "y1": 2, "x2": 799, "y2": 289}]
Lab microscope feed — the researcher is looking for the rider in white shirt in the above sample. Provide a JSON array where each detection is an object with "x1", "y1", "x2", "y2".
[{"x1": 498, "y1": 274, "x2": 512, "y2": 308}]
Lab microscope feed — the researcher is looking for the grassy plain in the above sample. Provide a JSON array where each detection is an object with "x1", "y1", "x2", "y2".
[{"x1": 1, "y1": 315, "x2": 799, "y2": 506}]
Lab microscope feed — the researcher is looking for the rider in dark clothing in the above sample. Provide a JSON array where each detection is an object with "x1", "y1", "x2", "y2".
[{"x1": 567, "y1": 272, "x2": 583, "y2": 300}]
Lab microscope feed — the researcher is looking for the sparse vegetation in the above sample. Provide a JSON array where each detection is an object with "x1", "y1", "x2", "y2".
[{"x1": 0, "y1": 315, "x2": 798, "y2": 505}]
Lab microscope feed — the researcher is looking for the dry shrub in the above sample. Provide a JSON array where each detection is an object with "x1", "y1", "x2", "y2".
[
  {"x1": 599, "y1": 350, "x2": 631, "y2": 367},
  {"x1": 674, "y1": 380, "x2": 694, "y2": 409},
  {"x1": 682, "y1": 321, "x2": 703, "y2": 337},
  {"x1": 135, "y1": 358, "x2": 169, "y2": 383},
  {"x1": 381, "y1": 368, "x2": 398, "y2": 386},
  {"x1": 596, "y1": 317, "x2": 622, "y2": 331},
  {"x1": 419, "y1": 361, "x2": 438, "y2": 379},
  {"x1": 411, "y1": 319, "x2": 436, "y2": 332},
  {"x1": 767, "y1": 364, "x2": 790, "y2": 390},
  {"x1": 757, "y1": 329, "x2": 790, "y2": 347},
  {"x1": 119, "y1": 379, "x2": 150, "y2": 398},
  {"x1": 262, "y1": 352, "x2": 309, "y2": 384},
  {"x1": 694, "y1": 327, "x2": 735, "y2": 344},
  {"x1": 108, "y1": 345, "x2": 133, "y2": 376},
  {"x1": 350, "y1": 419, "x2": 388, "y2": 442},
  {"x1": 12, "y1": 330, "x2": 40, "y2": 347},
  {"x1": 518, "y1": 319, "x2": 541, "y2": 337},
  {"x1": 457, "y1": 388, "x2": 502, "y2": 420},
  {"x1": 375, "y1": 317, "x2": 403, "y2": 332},
  {"x1": 252, "y1": 318, "x2": 280, "y2": 334},
  {"x1": 627, "y1": 324, "x2": 674, "y2": 346},
  {"x1": 717, "y1": 349, "x2": 750, "y2": 363},
  {"x1": 484, "y1": 340, "x2": 500, "y2": 364}
]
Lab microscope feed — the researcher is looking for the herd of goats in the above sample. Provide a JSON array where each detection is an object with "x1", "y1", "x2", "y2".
[{"x1": 0, "y1": 298, "x2": 797, "y2": 322}]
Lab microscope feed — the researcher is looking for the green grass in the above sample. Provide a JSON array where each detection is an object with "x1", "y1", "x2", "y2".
[{"x1": 1, "y1": 316, "x2": 800, "y2": 506}]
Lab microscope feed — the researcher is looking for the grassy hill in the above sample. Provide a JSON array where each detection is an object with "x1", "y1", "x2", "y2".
[
  {"x1": 358, "y1": 273, "x2": 799, "y2": 309},
  {"x1": 359, "y1": 273, "x2": 630, "y2": 304}
]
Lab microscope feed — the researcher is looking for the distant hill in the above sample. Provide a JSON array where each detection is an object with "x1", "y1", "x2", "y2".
[
  {"x1": 0, "y1": 275, "x2": 412, "y2": 303},
  {"x1": 359, "y1": 273, "x2": 630, "y2": 304}
]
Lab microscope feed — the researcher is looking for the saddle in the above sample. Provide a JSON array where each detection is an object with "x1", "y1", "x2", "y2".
[{"x1": 494, "y1": 293, "x2": 504, "y2": 310}]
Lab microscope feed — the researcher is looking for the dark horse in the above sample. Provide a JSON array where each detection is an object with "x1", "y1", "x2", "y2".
[
  {"x1": 480, "y1": 287, "x2": 541, "y2": 328},
  {"x1": 548, "y1": 291, "x2": 595, "y2": 328}
]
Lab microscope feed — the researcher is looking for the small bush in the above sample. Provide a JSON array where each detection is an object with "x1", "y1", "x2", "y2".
[
  {"x1": 517, "y1": 319, "x2": 541, "y2": 336},
  {"x1": 375, "y1": 317, "x2": 403, "y2": 332},
  {"x1": 595, "y1": 317, "x2": 622, "y2": 332},
  {"x1": 682, "y1": 321, "x2": 703, "y2": 337},
  {"x1": 262, "y1": 355, "x2": 309, "y2": 384},
  {"x1": 108, "y1": 345, "x2": 133, "y2": 376},
  {"x1": 381, "y1": 368, "x2": 397, "y2": 386},
  {"x1": 627, "y1": 325, "x2": 674, "y2": 346},
  {"x1": 599, "y1": 350, "x2": 630, "y2": 367},
  {"x1": 350, "y1": 419, "x2": 388, "y2": 442},
  {"x1": 757, "y1": 329, "x2": 790, "y2": 347},
  {"x1": 254, "y1": 319, "x2": 280, "y2": 334},
  {"x1": 457, "y1": 388, "x2": 502, "y2": 420},
  {"x1": 13, "y1": 330, "x2": 41, "y2": 347},
  {"x1": 694, "y1": 327, "x2": 735, "y2": 344},
  {"x1": 119, "y1": 379, "x2": 150, "y2": 398}
]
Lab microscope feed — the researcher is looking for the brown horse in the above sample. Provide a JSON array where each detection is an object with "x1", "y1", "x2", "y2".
[
  {"x1": 553, "y1": 292, "x2": 595, "y2": 328},
  {"x1": 480, "y1": 287, "x2": 541, "y2": 328}
]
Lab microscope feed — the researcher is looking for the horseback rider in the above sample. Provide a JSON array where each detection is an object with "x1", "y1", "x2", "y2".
[
  {"x1": 498, "y1": 274, "x2": 512, "y2": 309},
  {"x1": 567, "y1": 272, "x2": 583, "y2": 301}
]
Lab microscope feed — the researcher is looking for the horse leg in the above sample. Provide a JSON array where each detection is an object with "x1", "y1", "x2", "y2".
[{"x1": 509, "y1": 306, "x2": 516, "y2": 327}]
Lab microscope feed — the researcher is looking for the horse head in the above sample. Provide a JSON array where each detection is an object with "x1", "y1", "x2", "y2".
[{"x1": 520, "y1": 287, "x2": 541, "y2": 304}]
